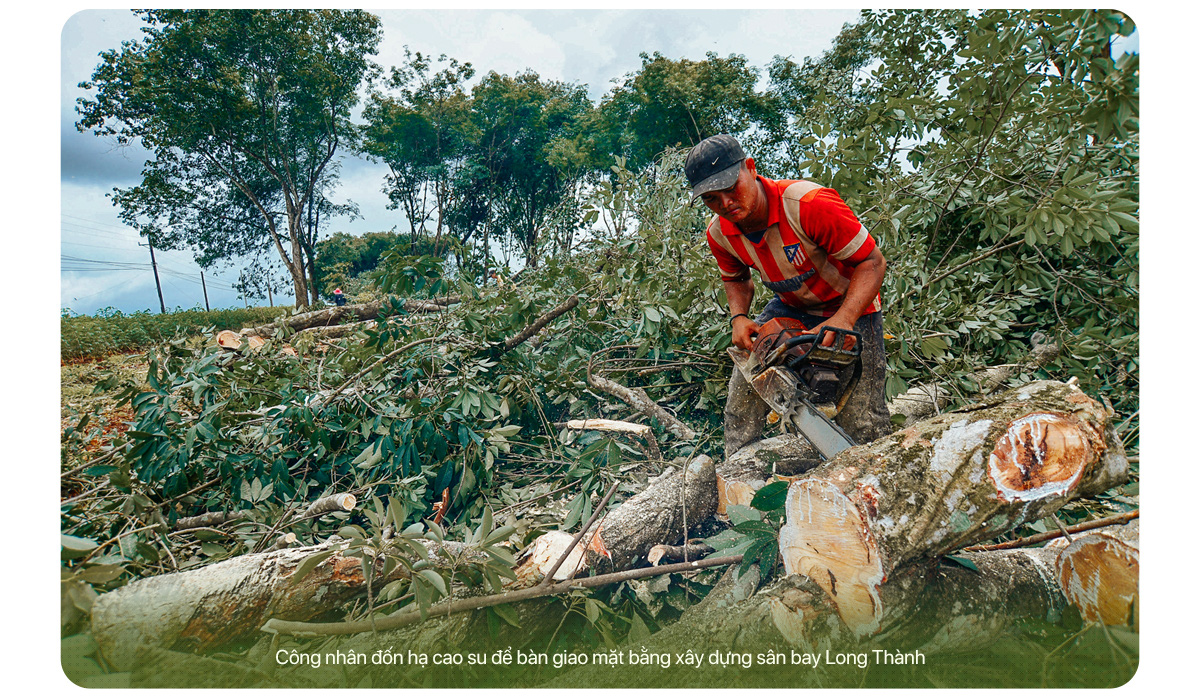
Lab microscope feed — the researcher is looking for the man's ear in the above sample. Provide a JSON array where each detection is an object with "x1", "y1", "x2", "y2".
[{"x1": 745, "y1": 157, "x2": 756, "y2": 175}]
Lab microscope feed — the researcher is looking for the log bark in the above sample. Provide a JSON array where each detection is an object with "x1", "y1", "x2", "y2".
[
  {"x1": 515, "y1": 455, "x2": 717, "y2": 579},
  {"x1": 716, "y1": 434, "x2": 819, "y2": 515},
  {"x1": 887, "y1": 334, "x2": 1060, "y2": 426},
  {"x1": 776, "y1": 379, "x2": 1127, "y2": 637},
  {"x1": 173, "y1": 509, "x2": 250, "y2": 531},
  {"x1": 90, "y1": 538, "x2": 478, "y2": 670}
]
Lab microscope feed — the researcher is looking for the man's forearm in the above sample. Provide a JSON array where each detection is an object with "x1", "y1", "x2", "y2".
[
  {"x1": 830, "y1": 251, "x2": 886, "y2": 326},
  {"x1": 723, "y1": 278, "x2": 756, "y2": 316}
]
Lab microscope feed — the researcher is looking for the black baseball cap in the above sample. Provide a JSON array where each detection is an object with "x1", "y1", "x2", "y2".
[{"x1": 685, "y1": 134, "x2": 746, "y2": 200}]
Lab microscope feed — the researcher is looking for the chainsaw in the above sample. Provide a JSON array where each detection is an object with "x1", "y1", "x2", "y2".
[{"x1": 727, "y1": 317, "x2": 862, "y2": 460}]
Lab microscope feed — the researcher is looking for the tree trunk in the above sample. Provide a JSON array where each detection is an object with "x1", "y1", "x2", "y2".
[
  {"x1": 515, "y1": 455, "x2": 717, "y2": 579},
  {"x1": 776, "y1": 379, "x2": 1127, "y2": 636},
  {"x1": 90, "y1": 538, "x2": 479, "y2": 671}
]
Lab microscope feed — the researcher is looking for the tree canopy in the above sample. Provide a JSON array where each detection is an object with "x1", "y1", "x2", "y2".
[{"x1": 77, "y1": 9, "x2": 382, "y2": 308}]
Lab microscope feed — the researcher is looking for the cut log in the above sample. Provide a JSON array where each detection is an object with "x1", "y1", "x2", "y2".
[
  {"x1": 215, "y1": 330, "x2": 265, "y2": 351},
  {"x1": 888, "y1": 334, "x2": 1059, "y2": 426},
  {"x1": 90, "y1": 537, "x2": 479, "y2": 670},
  {"x1": 515, "y1": 455, "x2": 717, "y2": 579},
  {"x1": 239, "y1": 296, "x2": 460, "y2": 337},
  {"x1": 300, "y1": 493, "x2": 356, "y2": 519},
  {"x1": 1047, "y1": 519, "x2": 1139, "y2": 629},
  {"x1": 716, "y1": 434, "x2": 819, "y2": 515},
  {"x1": 776, "y1": 380, "x2": 1127, "y2": 637}
]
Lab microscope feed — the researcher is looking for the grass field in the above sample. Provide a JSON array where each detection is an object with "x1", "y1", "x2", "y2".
[{"x1": 61, "y1": 305, "x2": 291, "y2": 361}]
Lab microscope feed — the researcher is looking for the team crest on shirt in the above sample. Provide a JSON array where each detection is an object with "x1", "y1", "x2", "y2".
[{"x1": 784, "y1": 243, "x2": 807, "y2": 265}]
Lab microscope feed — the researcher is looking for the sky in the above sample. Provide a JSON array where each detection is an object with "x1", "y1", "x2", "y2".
[{"x1": 59, "y1": 7, "x2": 865, "y2": 315}]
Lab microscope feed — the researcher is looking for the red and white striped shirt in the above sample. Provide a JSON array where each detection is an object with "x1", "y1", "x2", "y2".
[{"x1": 705, "y1": 176, "x2": 882, "y2": 318}]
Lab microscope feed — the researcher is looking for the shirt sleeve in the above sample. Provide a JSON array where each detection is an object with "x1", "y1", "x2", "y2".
[
  {"x1": 798, "y1": 188, "x2": 877, "y2": 264},
  {"x1": 706, "y1": 224, "x2": 751, "y2": 282}
]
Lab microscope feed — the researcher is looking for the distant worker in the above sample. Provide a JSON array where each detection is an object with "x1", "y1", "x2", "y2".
[
  {"x1": 333, "y1": 288, "x2": 347, "y2": 307},
  {"x1": 685, "y1": 134, "x2": 891, "y2": 459}
]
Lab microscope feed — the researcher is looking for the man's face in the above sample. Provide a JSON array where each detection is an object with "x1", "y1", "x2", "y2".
[{"x1": 699, "y1": 163, "x2": 757, "y2": 224}]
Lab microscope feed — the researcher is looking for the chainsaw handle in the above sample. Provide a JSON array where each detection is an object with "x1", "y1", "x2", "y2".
[{"x1": 784, "y1": 326, "x2": 862, "y2": 357}]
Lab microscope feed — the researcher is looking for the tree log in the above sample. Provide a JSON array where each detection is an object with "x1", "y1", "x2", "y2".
[
  {"x1": 515, "y1": 455, "x2": 717, "y2": 579},
  {"x1": 90, "y1": 537, "x2": 478, "y2": 670},
  {"x1": 1047, "y1": 519, "x2": 1139, "y2": 629},
  {"x1": 776, "y1": 380, "x2": 1127, "y2": 637},
  {"x1": 716, "y1": 434, "x2": 819, "y2": 515},
  {"x1": 239, "y1": 296, "x2": 460, "y2": 337}
]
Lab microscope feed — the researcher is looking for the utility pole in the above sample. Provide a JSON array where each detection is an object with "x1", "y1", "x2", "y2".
[
  {"x1": 267, "y1": 285, "x2": 273, "y2": 307},
  {"x1": 200, "y1": 271, "x2": 211, "y2": 312},
  {"x1": 146, "y1": 235, "x2": 166, "y2": 314}
]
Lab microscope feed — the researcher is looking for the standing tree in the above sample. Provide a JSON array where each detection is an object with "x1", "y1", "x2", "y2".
[
  {"x1": 591, "y1": 52, "x2": 770, "y2": 171},
  {"x1": 466, "y1": 71, "x2": 593, "y2": 270},
  {"x1": 362, "y1": 50, "x2": 476, "y2": 257},
  {"x1": 76, "y1": 9, "x2": 382, "y2": 309}
]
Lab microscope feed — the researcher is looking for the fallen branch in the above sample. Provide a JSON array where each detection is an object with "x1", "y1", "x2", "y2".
[
  {"x1": 240, "y1": 296, "x2": 460, "y2": 337},
  {"x1": 964, "y1": 509, "x2": 1139, "y2": 552},
  {"x1": 557, "y1": 418, "x2": 662, "y2": 461},
  {"x1": 309, "y1": 338, "x2": 439, "y2": 410},
  {"x1": 173, "y1": 510, "x2": 250, "y2": 531},
  {"x1": 261, "y1": 554, "x2": 744, "y2": 638},
  {"x1": 648, "y1": 542, "x2": 715, "y2": 565},
  {"x1": 500, "y1": 295, "x2": 579, "y2": 353},
  {"x1": 300, "y1": 493, "x2": 357, "y2": 519},
  {"x1": 586, "y1": 371, "x2": 697, "y2": 442}
]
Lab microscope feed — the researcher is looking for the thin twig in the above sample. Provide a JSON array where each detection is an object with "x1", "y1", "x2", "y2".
[
  {"x1": 261, "y1": 554, "x2": 745, "y2": 638},
  {"x1": 541, "y1": 480, "x2": 621, "y2": 586},
  {"x1": 963, "y1": 510, "x2": 1138, "y2": 552}
]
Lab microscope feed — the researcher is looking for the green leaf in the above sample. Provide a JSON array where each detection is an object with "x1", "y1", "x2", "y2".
[
  {"x1": 726, "y1": 504, "x2": 761, "y2": 526},
  {"x1": 290, "y1": 549, "x2": 336, "y2": 586},
  {"x1": 733, "y1": 519, "x2": 776, "y2": 537},
  {"x1": 491, "y1": 602, "x2": 521, "y2": 628},
  {"x1": 417, "y1": 568, "x2": 447, "y2": 596},
  {"x1": 78, "y1": 564, "x2": 123, "y2": 584},
  {"x1": 62, "y1": 534, "x2": 99, "y2": 552},
  {"x1": 750, "y1": 480, "x2": 790, "y2": 512}
]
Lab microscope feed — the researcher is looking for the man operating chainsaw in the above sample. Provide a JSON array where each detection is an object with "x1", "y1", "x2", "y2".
[{"x1": 685, "y1": 134, "x2": 891, "y2": 460}]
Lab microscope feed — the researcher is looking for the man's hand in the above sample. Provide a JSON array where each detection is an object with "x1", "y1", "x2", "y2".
[
  {"x1": 732, "y1": 315, "x2": 760, "y2": 351},
  {"x1": 814, "y1": 315, "x2": 858, "y2": 350}
]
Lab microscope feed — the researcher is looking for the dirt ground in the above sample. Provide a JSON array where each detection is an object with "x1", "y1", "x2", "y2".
[{"x1": 61, "y1": 352, "x2": 149, "y2": 470}]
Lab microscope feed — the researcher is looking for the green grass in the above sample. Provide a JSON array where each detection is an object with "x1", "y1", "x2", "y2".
[{"x1": 61, "y1": 305, "x2": 293, "y2": 361}]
